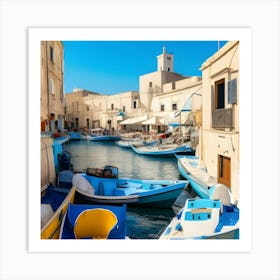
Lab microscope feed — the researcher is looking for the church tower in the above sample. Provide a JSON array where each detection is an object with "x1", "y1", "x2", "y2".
[{"x1": 157, "y1": 47, "x2": 174, "y2": 72}]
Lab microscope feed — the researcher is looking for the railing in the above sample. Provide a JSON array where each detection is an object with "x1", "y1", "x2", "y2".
[{"x1": 212, "y1": 108, "x2": 234, "y2": 129}]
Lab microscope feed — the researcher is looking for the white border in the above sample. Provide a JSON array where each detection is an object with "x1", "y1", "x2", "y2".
[{"x1": 28, "y1": 27, "x2": 252, "y2": 253}]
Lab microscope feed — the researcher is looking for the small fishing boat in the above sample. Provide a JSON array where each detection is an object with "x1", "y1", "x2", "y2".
[
  {"x1": 176, "y1": 155, "x2": 217, "y2": 198},
  {"x1": 159, "y1": 184, "x2": 239, "y2": 239},
  {"x1": 59, "y1": 203, "x2": 127, "y2": 239},
  {"x1": 41, "y1": 186, "x2": 76, "y2": 239},
  {"x1": 73, "y1": 165, "x2": 188, "y2": 208},
  {"x1": 131, "y1": 143, "x2": 193, "y2": 157}
]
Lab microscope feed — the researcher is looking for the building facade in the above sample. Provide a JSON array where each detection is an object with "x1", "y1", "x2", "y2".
[
  {"x1": 64, "y1": 47, "x2": 203, "y2": 141},
  {"x1": 41, "y1": 41, "x2": 64, "y2": 132},
  {"x1": 200, "y1": 41, "x2": 239, "y2": 202}
]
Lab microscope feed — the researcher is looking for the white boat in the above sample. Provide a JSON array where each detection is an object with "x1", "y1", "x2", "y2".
[
  {"x1": 159, "y1": 184, "x2": 239, "y2": 239},
  {"x1": 131, "y1": 143, "x2": 193, "y2": 157},
  {"x1": 116, "y1": 138, "x2": 157, "y2": 148},
  {"x1": 176, "y1": 155, "x2": 217, "y2": 198}
]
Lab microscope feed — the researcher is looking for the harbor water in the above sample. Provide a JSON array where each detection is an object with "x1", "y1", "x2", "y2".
[{"x1": 63, "y1": 140, "x2": 194, "y2": 239}]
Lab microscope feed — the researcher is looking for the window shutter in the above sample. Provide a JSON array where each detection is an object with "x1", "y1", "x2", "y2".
[{"x1": 228, "y1": 78, "x2": 237, "y2": 104}]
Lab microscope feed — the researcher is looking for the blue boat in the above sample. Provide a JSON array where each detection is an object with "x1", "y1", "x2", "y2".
[
  {"x1": 160, "y1": 184, "x2": 239, "y2": 239},
  {"x1": 176, "y1": 155, "x2": 217, "y2": 198},
  {"x1": 72, "y1": 165, "x2": 188, "y2": 208},
  {"x1": 41, "y1": 186, "x2": 76, "y2": 239},
  {"x1": 59, "y1": 203, "x2": 127, "y2": 239},
  {"x1": 131, "y1": 143, "x2": 193, "y2": 157}
]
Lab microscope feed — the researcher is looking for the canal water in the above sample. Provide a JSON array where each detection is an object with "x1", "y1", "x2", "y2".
[{"x1": 63, "y1": 140, "x2": 194, "y2": 239}]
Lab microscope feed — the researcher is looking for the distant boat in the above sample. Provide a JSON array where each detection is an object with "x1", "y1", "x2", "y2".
[
  {"x1": 159, "y1": 184, "x2": 239, "y2": 239},
  {"x1": 88, "y1": 135, "x2": 121, "y2": 141},
  {"x1": 131, "y1": 143, "x2": 193, "y2": 157},
  {"x1": 59, "y1": 203, "x2": 128, "y2": 239},
  {"x1": 65, "y1": 131, "x2": 87, "y2": 140},
  {"x1": 41, "y1": 186, "x2": 76, "y2": 239},
  {"x1": 176, "y1": 155, "x2": 217, "y2": 198},
  {"x1": 73, "y1": 165, "x2": 188, "y2": 208},
  {"x1": 115, "y1": 138, "x2": 157, "y2": 148}
]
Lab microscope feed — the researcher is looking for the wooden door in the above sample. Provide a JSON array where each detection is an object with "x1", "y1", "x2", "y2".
[{"x1": 218, "y1": 155, "x2": 231, "y2": 188}]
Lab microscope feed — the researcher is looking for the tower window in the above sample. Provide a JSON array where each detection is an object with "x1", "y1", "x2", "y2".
[
  {"x1": 160, "y1": 104, "x2": 165, "y2": 111},
  {"x1": 50, "y1": 46, "x2": 55, "y2": 63},
  {"x1": 133, "y1": 100, "x2": 137, "y2": 109},
  {"x1": 168, "y1": 67, "x2": 170, "y2": 71},
  {"x1": 172, "y1": 103, "x2": 177, "y2": 110},
  {"x1": 49, "y1": 79, "x2": 55, "y2": 94},
  {"x1": 172, "y1": 82, "x2": 176, "y2": 90},
  {"x1": 149, "y1": 82, "x2": 153, "y2": 87}
]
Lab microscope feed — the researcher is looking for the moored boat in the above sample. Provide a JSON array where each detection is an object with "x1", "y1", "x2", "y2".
[
  {"x1": 72, "y1": 165, "x2": 188, "y2": 208},
  {"x1": 41, "y1": 186, "x2": 76, "y2": 239},
  {"x1": 115, "y1": 138, "x2": 157, "y2": 148},
  {"x1": 176, "y1": 155, "x2": 217, "y2": 198},
  {"x1": 159, "y1": 184, "x2": 239, "y2": 239},
  {"x1": 131, "y1": 143, "x2": 193, "y2": 157},
  {"x1": 88, "y1": 135, "x2": 121, "y2": 141}
]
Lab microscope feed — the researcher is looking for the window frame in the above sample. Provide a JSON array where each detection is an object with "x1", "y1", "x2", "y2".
[{"x1": 215, "y1": 78, "x2": 225, "y2": 109}]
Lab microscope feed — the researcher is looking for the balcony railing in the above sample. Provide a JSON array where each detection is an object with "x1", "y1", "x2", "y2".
[{"x1": 212, "y1": 108, "x2": 234, "y2": 129}]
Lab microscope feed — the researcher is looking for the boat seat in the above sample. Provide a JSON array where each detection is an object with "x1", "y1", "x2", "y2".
[
  {"x1": 72, "y1": 174, "x2": 95, "y2": 195},
  {"x1": 74, "y1": 208, "x2": 118, "y2": 239}
]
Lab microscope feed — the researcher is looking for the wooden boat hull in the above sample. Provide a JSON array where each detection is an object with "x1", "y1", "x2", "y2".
[{"x1": 41, "y1": 186, "x2": 76, "y2": 239}]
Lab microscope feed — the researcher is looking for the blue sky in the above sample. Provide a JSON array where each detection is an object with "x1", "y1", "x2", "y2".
[{"x1": 63, "y1": 41, "x2": 227, "y2": 95}]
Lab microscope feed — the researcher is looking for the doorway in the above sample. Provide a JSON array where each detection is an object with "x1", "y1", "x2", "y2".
[{"x1": 218, "y1": 155, "x2": 231, "y2": 188}]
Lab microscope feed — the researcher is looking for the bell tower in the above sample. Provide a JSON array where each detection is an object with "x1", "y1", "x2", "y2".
[{"x1": 157, "y1": 47, "x2": 174, "y2": 72}]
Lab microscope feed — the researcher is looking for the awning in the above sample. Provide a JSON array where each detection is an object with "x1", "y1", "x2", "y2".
[
  {"x1": 168, "y1": 122, "x2": 180, "y2": 127},
  {"x1": 119, "y1": 114, "x2": 147, "y2": 125},
  {"x1": 141, "y1": 116, "x2": 166, "y2": 126}
]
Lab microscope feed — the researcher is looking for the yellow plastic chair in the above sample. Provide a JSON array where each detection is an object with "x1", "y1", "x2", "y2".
[{"x1": 74, "y1": 208, "x2": 118, "y2": 239}]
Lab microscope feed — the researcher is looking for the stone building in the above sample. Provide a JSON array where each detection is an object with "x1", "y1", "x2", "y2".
[
  {"x1": 65, "y1": 47, "x2": 203, "y2": 141},
  {"x1": 41, "y1": 41, "x2": 64, "y2": 132},
  {"x1": 199, "y1": 41, "x2": 239, "y2": 202}
]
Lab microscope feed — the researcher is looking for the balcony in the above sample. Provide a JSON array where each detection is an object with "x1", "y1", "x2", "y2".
[{"x1": 212, "y1": 108, "x2": 234, "y2": 129}]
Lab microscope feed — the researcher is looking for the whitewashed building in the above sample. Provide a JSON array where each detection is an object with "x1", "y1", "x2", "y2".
[
  {"x1": 65, "y1": 47, "x2": 203, "y2": 142},
  {"x1": 199, "y1": 41, "x2": 239, "y2": 202}
]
